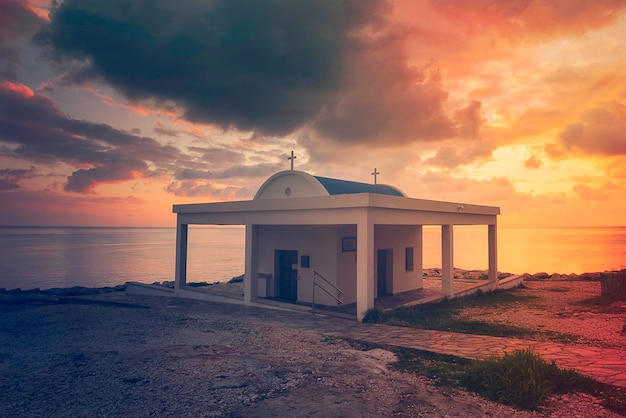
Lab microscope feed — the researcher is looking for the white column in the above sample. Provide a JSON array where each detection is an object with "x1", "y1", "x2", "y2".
[
  {"x1": 356, "y1": 214, "x2": 375, "y2": 321},
  {"x1": 416, "y1": 225, "x2": 423, "y2": 289},
  {"x1": 488, "y1": 221, "x2": 498, "y2": 289},
  {"x1": 174, "y1": 221, "x2": 188, "y2": 296},
  {"x1": 442, "y1": 224, "x2": 454, "y2": 297},
  {"x1": 244, "y1": 224, "x2": 259, "y2": 303}
]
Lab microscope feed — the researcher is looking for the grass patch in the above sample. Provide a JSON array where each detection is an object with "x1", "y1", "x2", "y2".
[
  {"x1": 376, "y1": 288, "x2": 577, "y2": 342},
  {"x1": 392, "y1": 347, "x2": 626, "y2": 413},
  {"x1": 362, "y1": 307, "x2": 386, "y2": 323},
  {"x1": 381, "y1": 288, "x2": 542, "y2": 338},
  {"x1": 391, "y1": 347, "x2": 472, "y2": 386},
  {"x1": 460, "y1": 349, "x2": 580, "y2": 410}
]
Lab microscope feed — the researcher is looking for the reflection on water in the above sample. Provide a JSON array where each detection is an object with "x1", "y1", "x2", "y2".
[
  {"x1": 0, "y1": 226, "x2": 244, "y2": 291},
  {"x1": 0, "y1": 226, "x2": 624, "y2": 290},
  {"x1": 423, "y1": 226, "x2": 626, "y2": 274}
]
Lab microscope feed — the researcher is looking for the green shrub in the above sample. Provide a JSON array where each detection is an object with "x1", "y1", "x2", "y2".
[
  {"x1": 362, "y1": 308, "x2": 386, "y2": 323},
  {"x1": 460, "y1": 349, "x2": 572, "y2": 410}
]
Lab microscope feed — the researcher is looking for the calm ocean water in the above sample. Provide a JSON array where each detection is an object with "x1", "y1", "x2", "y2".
[{"x1": 1, "y1": 226, "x2": 625, "y2": 291}]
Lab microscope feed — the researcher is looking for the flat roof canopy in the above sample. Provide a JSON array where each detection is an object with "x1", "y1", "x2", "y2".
[{"x1": 174, "y1": 192, "x2": 499, "y2": 226}]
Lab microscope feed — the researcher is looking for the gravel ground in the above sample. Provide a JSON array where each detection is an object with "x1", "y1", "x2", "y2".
[
  {"x1": 1, "y1": 278, "x2": 624, "y2": 417},
  {"x1": 457, "y1": 279, "x2": 626, "y2": 348}
]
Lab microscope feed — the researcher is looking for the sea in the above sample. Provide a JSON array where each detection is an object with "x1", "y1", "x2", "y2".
[{"x1": 1, "y1": 225, "x2": 625, "y2": 291}]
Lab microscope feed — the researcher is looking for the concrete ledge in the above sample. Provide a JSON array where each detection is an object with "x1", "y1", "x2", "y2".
[
  {"x1": 453, "y1": 275, "x2": 523, "y2": 298},
  {"x1": 126, "y1": 281, "x2": 175, "y2": 297},
  {"x1": 498, "y1": 274, "x2": 524, "y2": 289},
  {"x1": 177, "y1": 286, "x2": 247, "y2": 305}
]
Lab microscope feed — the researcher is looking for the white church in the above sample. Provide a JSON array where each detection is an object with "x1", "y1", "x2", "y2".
[{"x1": 165, "y1": 159, "x2": 501, "y2": 320}]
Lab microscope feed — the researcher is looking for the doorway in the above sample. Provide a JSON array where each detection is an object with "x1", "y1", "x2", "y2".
[
  {"x1": 274, "y1": 249, "x2": 298, "y2": 302},
  {"x1": 377, "y1": 249, "x2": 393, "y2": 297}
]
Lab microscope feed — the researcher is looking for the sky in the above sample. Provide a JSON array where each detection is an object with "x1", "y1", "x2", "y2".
[{"x1": 1, "y1": 0, "x2": 626, "y2": 227}]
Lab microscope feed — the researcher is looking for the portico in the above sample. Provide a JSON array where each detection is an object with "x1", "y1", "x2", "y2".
[{"x1": 172, "y1": 170, "x2": 500, "y2": 320}]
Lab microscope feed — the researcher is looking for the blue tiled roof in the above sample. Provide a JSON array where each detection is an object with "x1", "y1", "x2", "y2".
[{"x1": 314, "y1": 176, "x2": 404, "y2": 197}]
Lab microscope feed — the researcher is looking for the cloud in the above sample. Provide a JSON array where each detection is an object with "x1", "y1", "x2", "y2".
[
  {"x1": 153, "y1": 121, "x2": 180, "y2": 137},
  {"x1": 38, "y1": 0, "x2": 469, "y2": 145},
  {"x1": 0, "y1": 0, "x2": 46, "y2": 80},
  {"x1": 572, "y1": 181, "x2": 620, "y2": 201},
  {"x1": 423, "y1": 140, "x2": 493, "y2": 168},
  {"x1": 524, "y1": 155, "x2": 542, "y2": 169},
  {"x1": 397, "y1": 170, "x2": 524, "y2": 209},
  {"x1": 0, "y1": 166, "x2": 36, "y2": 190},
  {"x1": 0, "y1": 81, "x2": 185, "y2": 192},
  {"x1": 429, "y1": 0, "x2": 626, "y2": 40},
  {"x1": 188, "y1": 146, "x2": 245, "y2": 165},
  {"x1": 310, "y1": 47, "x2": 455, "y2": 145},
  {"x1": 165, "y1": 180, "x2": 253, "y2": 199},
  {"x1": 65, "y1": 160, "x2": 147, "y2": 193},
  {"x1": 0, "y1": 187, "x2": 152, "y2": 226},
  {"x1": 557, "y1": 101, "x2": 626, "y2": 156},
  {"x1": 175, "y1": 162, "x2": 284, "y2": 181},
  {"x1": 452, "y1": 100, "x2": 485, "y2": 138}
]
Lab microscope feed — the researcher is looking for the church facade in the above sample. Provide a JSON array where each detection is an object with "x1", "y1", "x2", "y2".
[{"x1": 172, "y1": 170, "x2": 500, "y2": 320}]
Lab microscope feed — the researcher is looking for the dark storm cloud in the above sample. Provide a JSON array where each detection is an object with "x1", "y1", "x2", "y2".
[
  {"x1": 0, "y1": 0, "x2": 46, "y2": 80},
  {"x1": 39, "y1": 0, "x2": 457, "y2": 144},
  {"x1": 0, "y1": 82, "x2": 185, "y2": 192},
  {"x1": 65, "y1": 159, "x2": 148, "y2": 192}
]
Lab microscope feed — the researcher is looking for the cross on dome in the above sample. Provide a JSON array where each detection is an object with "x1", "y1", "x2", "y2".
[
  {"x1": 287, "y1": 150, "x2": 297, "y2": 171},
  {"x1": 371, "y1": 168, "x2": 380, "y2": 184}
]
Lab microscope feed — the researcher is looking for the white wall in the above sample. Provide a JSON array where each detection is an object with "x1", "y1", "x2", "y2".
[
  {"x1": 257, "y1": 225, "x2": 339, "y2": 305},
  {"x1": 374, "y1": 225, "x2": 423, "y2": 294},
  {"x1": 254, "y1": 223, "x2": 423, "y2": 306}
]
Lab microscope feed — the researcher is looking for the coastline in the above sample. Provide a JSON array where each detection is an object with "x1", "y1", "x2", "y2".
[{"x1": 1, "y1": 267, "x2": 622, "y2": 295}]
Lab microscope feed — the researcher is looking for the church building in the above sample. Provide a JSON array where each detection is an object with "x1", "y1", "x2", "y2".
[{"x1": 172, "y1": 166, "x2": 500, "y2": 320}]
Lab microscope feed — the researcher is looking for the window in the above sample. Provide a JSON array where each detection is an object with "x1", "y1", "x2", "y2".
[{"x1": 405, "y1": 247, "x2": 414, "y2": 271}]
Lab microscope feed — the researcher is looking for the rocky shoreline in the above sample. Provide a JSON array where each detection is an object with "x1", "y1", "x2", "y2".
[{"x1": 3, "y1": 268, "x2": 623, "y2": 297}]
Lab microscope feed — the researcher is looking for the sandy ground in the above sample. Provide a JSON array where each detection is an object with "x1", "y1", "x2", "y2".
[{"x1": 0, "y1": 278, "x2": 624, "y2": 417}]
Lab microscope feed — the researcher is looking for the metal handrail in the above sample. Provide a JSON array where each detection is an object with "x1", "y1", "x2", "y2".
[
  {"x1": 313, "y1": 270, "x2": 344, "y2": 295},
  {"x1": 313, "y1": 282, "x2": 343, "y2": 304},
  {"x1": 312, "y1": 270, "x2": 344, "y2": 310}
]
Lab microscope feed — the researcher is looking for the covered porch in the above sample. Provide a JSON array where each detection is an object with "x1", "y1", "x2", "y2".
[{"x1": 171, "y1": 192, "x2": 500, "y2": 320}]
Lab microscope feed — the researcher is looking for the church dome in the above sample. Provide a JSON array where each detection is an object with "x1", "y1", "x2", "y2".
[{"x1": 253, "y1": 171, "x2": 406, "y2": 200}]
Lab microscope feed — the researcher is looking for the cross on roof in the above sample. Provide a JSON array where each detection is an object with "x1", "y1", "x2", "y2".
[
  {"x1": 371, "y1": 168, "x2": 380, "y2": 184},
  {"x1": 287, "y1": 150, "x2": 297, "y2": 171}
]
